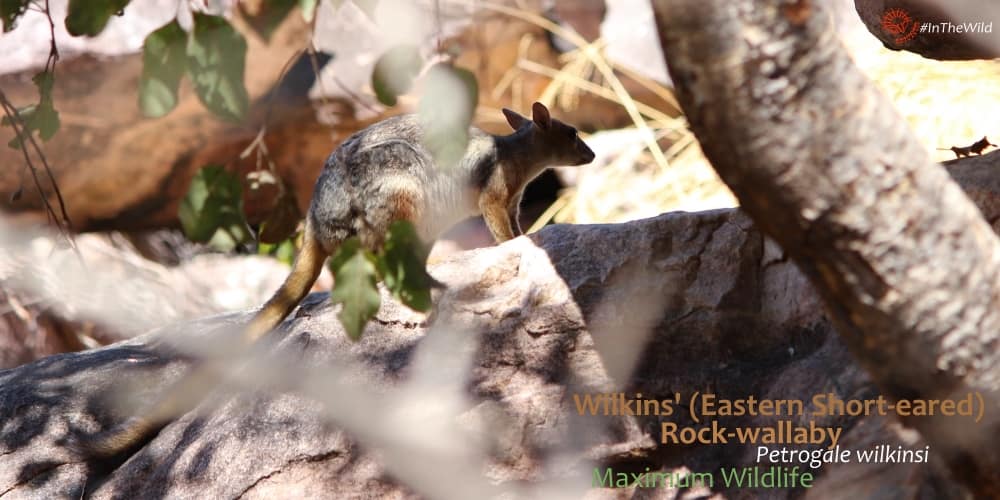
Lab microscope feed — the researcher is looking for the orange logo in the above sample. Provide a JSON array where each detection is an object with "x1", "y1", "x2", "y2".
[{"x1": 880, "y1": 8, "x2": 920, "y2": 45}]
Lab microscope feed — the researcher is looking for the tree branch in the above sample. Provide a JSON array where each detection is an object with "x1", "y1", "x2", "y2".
[{"x1": 650, "y1": 0, "x2": 1000, "y2": 495}]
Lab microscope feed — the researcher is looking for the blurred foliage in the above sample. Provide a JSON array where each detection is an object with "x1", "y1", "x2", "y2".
[
  {"x1": 241, "y1": 0, "x2": 297, "y2": 41},
  {"x1": 326, "y1": 222, "x2": 436, "y2": 339},
  {"x1": 186, "y1": 13, "x2": 249, "y2": 122},
  {"x1": 178, "y1": 165, "x2": 253, "y2": 252},
  {"x1": 328, "y1": 238, "x2": 381, "y2": 340},
  {"x1": 372, "y1": 44, "x2": 422, "y2": 107},
  {"x1": 419, "y1": 63, "x2": 478, "y2": 168},
  {"x1": 4, "y1": 0, "x2": 462, "y2": 340},
  {"x1": 378, "y1": 221, "x2": 437, "y2": 312},
  {"x1": 258, "y1": 237, "x2": 298, "y2": 266},
  {"x1": 65, "y1": 0, "x2": 130, "y2": 36},
  {"x1": 139, "y1": 20, "x2": 186, "y2": 118},
  {"x1": 0, "y1": 0, "x2": 29, "y2": 32},
  {"x1": 299, "y1": 0, "x2": 318, "y2": 22}
]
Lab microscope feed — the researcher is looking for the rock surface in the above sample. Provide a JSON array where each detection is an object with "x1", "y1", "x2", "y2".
[{"x1": 2, "y1": 156, "x2": 998, "y2": 498}]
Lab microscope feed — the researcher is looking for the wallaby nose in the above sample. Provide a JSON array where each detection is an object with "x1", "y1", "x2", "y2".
[{"x1": 578, "y1": 142, "x2": 596, "y2": 165}]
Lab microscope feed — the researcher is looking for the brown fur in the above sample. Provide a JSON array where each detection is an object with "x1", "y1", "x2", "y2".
[
  {"x1": 244, "y1": 224, "x2": 328, "y2": 343},
  {"x1": 387, "y1": 190, "x2": 423, "y2": 231}
]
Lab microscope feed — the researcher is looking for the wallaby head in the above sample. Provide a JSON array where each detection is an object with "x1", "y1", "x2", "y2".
[{"x1": 501, "y1": 102, "x2": 595, "y2": 167}]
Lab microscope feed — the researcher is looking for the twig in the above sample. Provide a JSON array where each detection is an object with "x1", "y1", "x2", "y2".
[
  {"x1": 434, "y1": 0, "x2": 444, "y2": 55},
  {"x1": 1, "y1": 1, "x2": 76, "y2": 244},
  {"x1": 459, "y1": 0, "x2": 674, "y2": 175},
  {"x1": 608, "y1": 61, "x2": 680, "y2": 115},
  {"x1": 0, "y1": 92, "x2": 72, "y2": 239},
  {"x1": 37, "y1": 0, "x2": 73, "y2": 231},
  {"x1": 306, "y1": 44, "x2": 334, "y2": 108},
  {"x1": 242, "y1": 46, "x2": 306, "y2": 173},
  {"x1": 331, "y1": 74, "x2": 381, "y2": 115},
  {"x1": 517, "y1": 59, "x2": 680, "y2": 127}
]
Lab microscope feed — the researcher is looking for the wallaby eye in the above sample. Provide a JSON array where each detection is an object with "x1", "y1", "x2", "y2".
[{"x1": 566, "y1": 127, "x2": 577, "y2": 137}]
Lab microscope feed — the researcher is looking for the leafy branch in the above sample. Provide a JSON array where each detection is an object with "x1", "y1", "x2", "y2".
[
  {"x1": 1, "y1": 0, "x2": 74, "y2": 248},
  {"x1": 174, "y1": 0, "x2": 469, "y2": 339},
  {"x1": 3, "y1": 0, "x2": 467, "y2": 340},
  {"x1": 179, "y1": 163, "x2": 437, "y2": 340},
  {"x1": 0, "y1": 89, "x2": 72, "y2": 239},
  {"x1": 329, "y1": 222, "x2": 439, "y2": 340}
]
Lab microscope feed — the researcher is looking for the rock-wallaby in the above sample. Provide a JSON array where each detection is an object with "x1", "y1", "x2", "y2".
[
  {"x1": 78, "y1": 102, "x2": 595, "y2": 458},
  {"x1": 939, "y1": 136, "x2": 997, "y2": 158}
]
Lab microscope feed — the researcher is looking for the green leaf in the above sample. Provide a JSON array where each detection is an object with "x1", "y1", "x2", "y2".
[
  {"x1": 179, "y1": 167, "x2": 215, "y2": 241},
  {"x1": 418, "y1": 63, "x2": 478, "y2": 168},
  {"x1": 209, "y1": 214, "x2": 254, "y2": 252},
  {"x1": 0, "y1": 105, "x2": 27, "y2": 128},
  {"x1": 377, "y1": 220, "x2": 436, "y2": 311},
  {"x1": 328, "y1": 237, "x2": 360, "y2": 271},
  {"x1": 32, "y1": 69, "x2": 54, "y2": 96},
  {"x1": 28, "y1": 101, "x2": 60, "y2": 141},
  {"x1": 259, "y1": 237, "x2": 297, "y2": 265},
  {"x1": 3, "y1": 70, "x2": 60, "y2": 148},
  {"x1": 329, "y1": 239, "x2": 381, "y2": 340},
  {"x1": 139, "y1": 20, "x2": 186, "y2": 118},
  {"x1": 371, "y1": 44, "x2": 422, "y2": 107},
  {"x1": 30, "y1": 70, "x2": 59, "y2": 140},
  {"x1": 65, "y1": 0, "x2": 131, "y2": 36},
  {"x1": 178, "y1": 165, "x2": 250, "y2": 249},
  {"x1": 241, "y1": 0, "x2": 297, "y2": 41},
  {"x1": 1, "y1": 0, "x2": 30, "y2": 33},
  {"x1": 187, "y1": 13, "x2": 249, "y2": 122},
  {"x1": 4, "y1": 105, "x2": 33, "y2": 149},
  {"x1": 299, "y1": 0, "x2": 317, "y2": 22}
]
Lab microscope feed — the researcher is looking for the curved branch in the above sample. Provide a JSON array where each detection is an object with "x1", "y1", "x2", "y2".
[{"x1": 651, "y1": 0, "x2": 1000, "y2": 496}]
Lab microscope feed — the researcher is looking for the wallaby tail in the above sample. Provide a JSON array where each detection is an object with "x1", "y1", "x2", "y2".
[
  {"x1": 243, "y1": 224, "x2": 330, "y2": 344},
  {"x1": 71, "y1": 367, "x2": 220, "y2": 459},
  {"x1": 75, "y1": 224, "x2": 330, "y2": 459}
]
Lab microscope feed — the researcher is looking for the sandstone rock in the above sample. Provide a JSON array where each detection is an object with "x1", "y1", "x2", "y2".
[{"x1": 4, "y1": 151, "x2": 997, "y2": 497}]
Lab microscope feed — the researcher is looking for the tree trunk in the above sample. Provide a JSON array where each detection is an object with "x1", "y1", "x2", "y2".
[{"x1": 650, "y1": 0, "x2": 1000, "y2": 496}]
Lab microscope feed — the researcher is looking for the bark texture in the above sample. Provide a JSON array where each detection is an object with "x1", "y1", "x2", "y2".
[{"x1": 651, "y1": 0, "x2": 1000, "y2": 496}]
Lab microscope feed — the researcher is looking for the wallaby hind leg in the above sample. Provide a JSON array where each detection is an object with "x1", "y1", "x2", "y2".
[{"x1": 358, "y1": 181, "x2": 426, "y2": 249}]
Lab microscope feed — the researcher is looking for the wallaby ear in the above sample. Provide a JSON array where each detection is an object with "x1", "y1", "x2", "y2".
[
  {"x1": 503, "y1": 108, "x2": 530, "y2": 131},
  {"x1": 531, "y1": 102, "x2": 551, "y2": 130}
]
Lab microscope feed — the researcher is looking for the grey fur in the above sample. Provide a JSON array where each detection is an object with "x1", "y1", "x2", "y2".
[{"x1": 308, "y1": 105, "x2": 595, "y2": 251}]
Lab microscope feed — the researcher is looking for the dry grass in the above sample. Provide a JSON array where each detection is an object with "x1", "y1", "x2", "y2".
[
  {"x1": 502, "y1": 20, "x2": 1000, "y2": 227},
  {"x1": 861, "y1": 50, "x2": 1000, "y2": 164}
]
